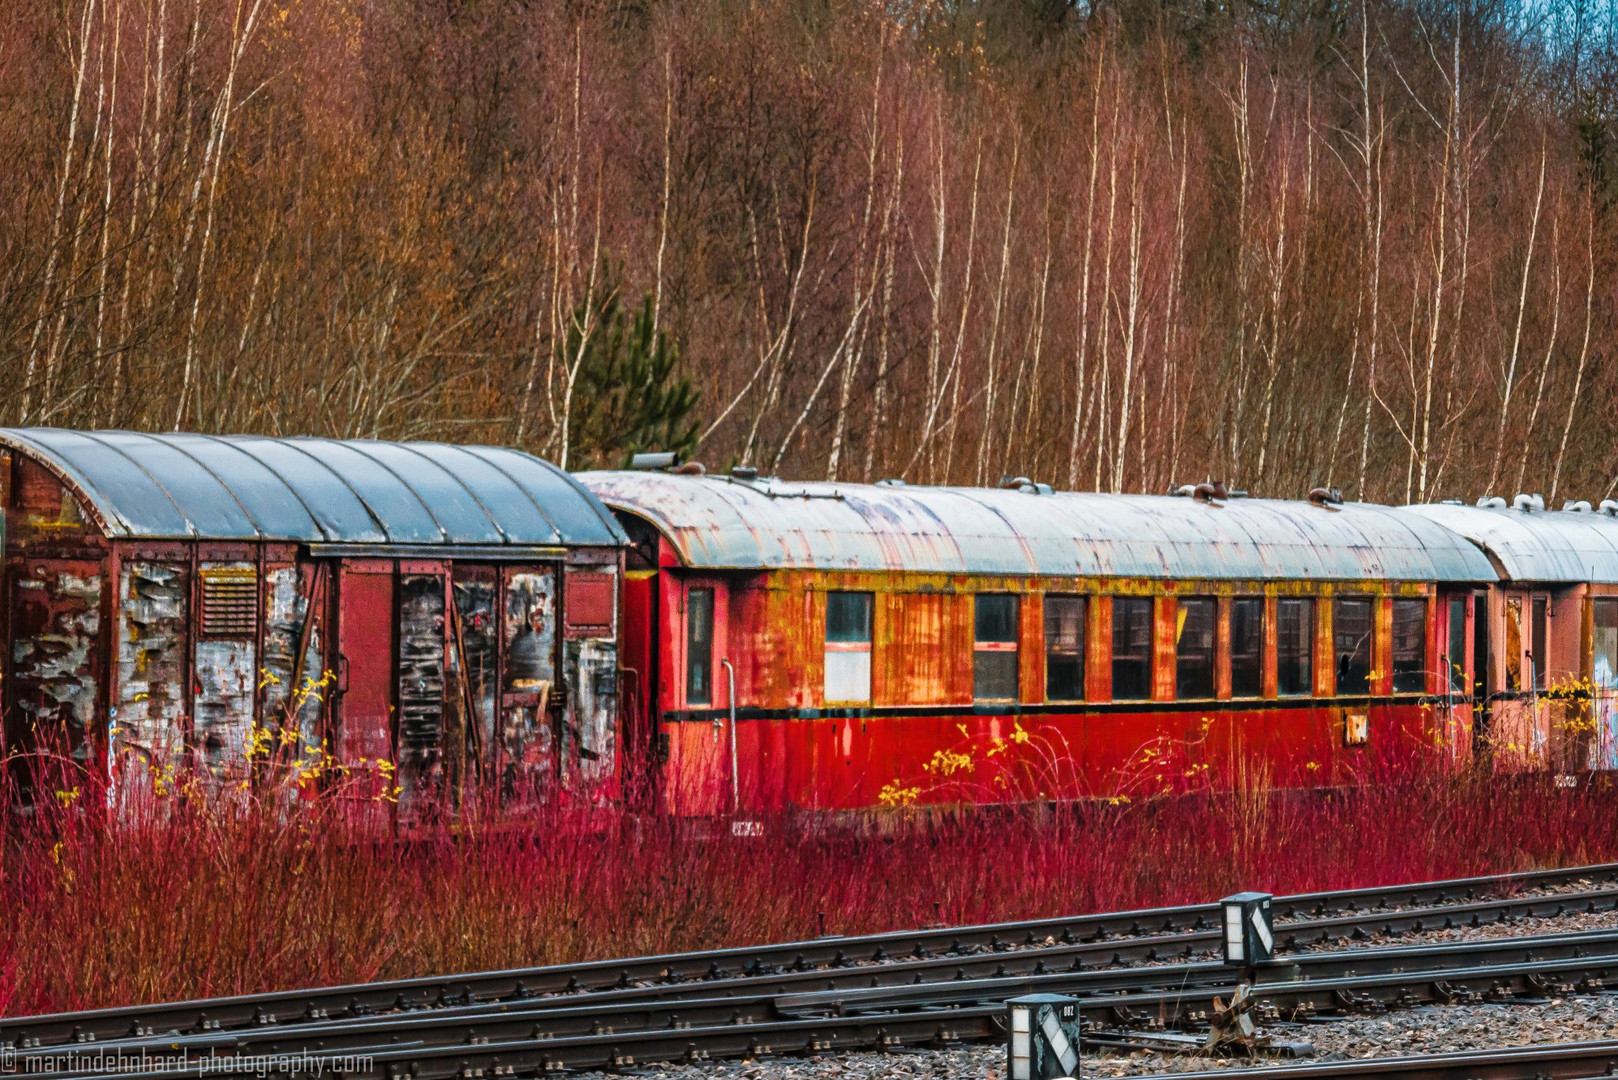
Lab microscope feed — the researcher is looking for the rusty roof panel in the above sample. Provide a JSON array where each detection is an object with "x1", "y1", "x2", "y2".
[
  {"x1": 0, "y1": 429, "x2": 626, "y2": 548},
  {"x1": 580, "y1": 472, "x2": 1496, "y2": 582},
  {"x1": 1402, "y1": 503, "x2": 1618, "y2": 583}
]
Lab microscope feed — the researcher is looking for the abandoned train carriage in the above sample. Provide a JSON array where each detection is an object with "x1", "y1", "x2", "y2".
[
  {"x1": 0, "y1": 429, "x2": 627, "y2": 808},
  {"x1": 581, "y1": 471, "x2": 1498, "y2": 815},
  {"x1": 1404, "y1": 501, "x2": 1618, "y2": 772}
]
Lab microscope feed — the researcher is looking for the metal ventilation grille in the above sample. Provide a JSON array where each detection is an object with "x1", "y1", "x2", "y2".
[{"x1": 200, "y1": 566, "x2": 257, "y2": 637}]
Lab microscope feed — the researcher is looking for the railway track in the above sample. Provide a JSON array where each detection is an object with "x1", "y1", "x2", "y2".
[
  {"x1": 10, "y1": 864, "x2": 1618, "y2": 1077},
  {"x1": 8, "y1": 861, "x2": 1617, "y2": 1051}
]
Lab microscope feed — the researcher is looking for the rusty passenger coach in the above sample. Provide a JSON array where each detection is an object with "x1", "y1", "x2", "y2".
[
  {"x1": 582, "y1": 471, "x2": 1499, "y2": 815},
  {"x1": 0, "y1": 429, "x2": 626, "y2": 810}
]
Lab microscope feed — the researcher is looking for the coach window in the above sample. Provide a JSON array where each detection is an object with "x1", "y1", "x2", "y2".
[
  {"x1": 1531, "y1": 595, "x2": 1549, "y2": 690},
  {"x1": 1335, "y1": 597, "x2": 1374, "y2": 694},
  {"x1": 1111, "y1": 597, "x2": 1153, "y2": 700},
  {"x1": 1045, "y1": 595, "x2": 1086, "y2": 701},
  {"x1": 825, "y1": 591, "x2": 873, "y2": 703},
  {"x1": 1392, "y1": 599, "x2": 1427, "y2": 694},
  {"x1": 1447, "y1": 596, "x2": 1468, "y2": 692},
  {"x1": 974, "y1": 594, "x2": 1020, "y2": 701},
  {"x1": 686, "y1": 587, "x2": 714, "y2": 705},
  {"x1": 1231, "y1": 598, "x2": 1264, "y2": 697},
  {"x1": 1176, "y1": 598, "x2": 1216, "y2": 699},
  {"x1": 1277, "y1": 598, "x2": 1313, "y2": 696}
]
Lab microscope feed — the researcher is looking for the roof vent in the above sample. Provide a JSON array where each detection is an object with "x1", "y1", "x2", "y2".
[
  {"x1": 876, "y1": 478, "x2": 906, "y2": 487},
  {"x1": 631, "y1": 451, "x2": 680, "y2": 470},
  {"x1": 1512, "y1": 493, "x2": 1545, "y2": 512},
  {"x1": 671, "y1": 461, "x2": 707, "y2": 476},
  {"x1": 1601, "y1": 500, "x2": 1618, "y2": 516},
  {"x1": 731, "y1": 466, "x2": 759, "y2": 481},
  {"x1": 1307, "y1": 487, "x2": 1343, "y2": 509},
  {"x1": 1191, "y1": 481, "x2": 1227, "y2": 505},
  {"x1": 999, "y1": 475, "x2": 1033, "y2": 489},
  {"x1": 1440, "y1": 499, "x2": 1465, "y2": 505},
  {"x1": 1477, "y1": 496, "x2": 1508, "y2": 509},
  {"x1": 1564, "y1": 499, "x2": 1594, "y2": 513}
]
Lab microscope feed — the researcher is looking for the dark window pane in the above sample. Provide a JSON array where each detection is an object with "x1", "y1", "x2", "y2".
[
  {"x1": 1044, "y1": 595, "x2": 1086, "y2": 701},
  {"x1": 1335, "y1": 597, "x2": 1374, "y2": 695},
  {"x1": 686, "y1": 587, "x2": 713, "y2": 705},
  {"x1": 1447, "y1": 597, "x2": 1467, "y2": 692},
  {"x1": 826, "y1": 591, "x2": 872, "y2": 643},
  {"x1": 1531, "y1": 596, "x2": 1548, "y2": 689},
  {"x1": 1392, "y1": 599, "x2": 1426, "y2": 694},
  {"x1": 975, "y1": 594, "x2": 1019, "y2": 643},
  {"x1": 1175, "y1": 597, "x2": 1216, "y2": 699},
  {"x1": 1231, "y1": 598, "x2": 1264, "y2": 697},
  {"x1": 974, "y1": 651, "x2": 1019, "y2": 701},
  {"x1": 1111, "y1": 597, "x2": 1154, "y2": 701},
  {"x1": 1278, "y1": 598, "x2": 1313, "y2": 696}
]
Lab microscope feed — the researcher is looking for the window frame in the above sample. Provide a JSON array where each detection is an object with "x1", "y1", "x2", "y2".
[
  {"x1": 685, "y1": 586, "x2": 715, "y2": 706},
  {"x1": 1391, "y1": 598, "x2": 1427, "y2": 695},
  {"x1": 1110, "y1": 596, "x2": 1154, "y2": 701},
  {"x1": 1043, "y1": 594, "x2": 1087, "y2": 703},
  {"x1": 824, "y1": 591, "x2": 874, "y2": 704},
  {"x1": 1174, "y1": 597, "x2": 1217, "y2": 700},
  {"x1": 1277, "y1": 597, "x2": 1314, "y2": 697},
  {"x1": 1229, "y1": 597, "x2": 1265, "y2": 698},
  {"x1": 973, "y1": 593, "x2": 1021, "y2": 702},
  {"x1": 1334, "y1": 595, "x2": 1375, "y2": 696},
  {"x1": 1446, "y1": 595, "x2": 1468, "y2": 693}
]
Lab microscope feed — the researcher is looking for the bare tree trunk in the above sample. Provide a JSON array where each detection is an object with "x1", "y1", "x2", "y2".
[
  {"x1": 1550, "y1": 205, "x2": 1596, "y2": 504},
  {"x1": 973, "y1": 135, "x2": 1018, "y2": 485},
  {"x1": 1485, "y1": 145, "x2": 1546, "y2": 494},
  {"x1": 1065, "y1": 40, "x2": 1106, "y2": 489},
  {"x1": 1513, "y1": 220, "x2": 1562, "y2": 496},
  {"x1": 22, "y1": 0, "x2": 99, "y2": 425}
]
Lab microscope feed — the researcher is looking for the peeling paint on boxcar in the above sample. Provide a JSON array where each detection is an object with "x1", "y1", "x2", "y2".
[
  {"x1": 114, "y1": 562, "x2": 187, "y2": 781},
  {"x1": 452, "y1": 571, "x2": 498, "y2": 780},
  {"x1": 501, "y1": 568, "x2": 557, "y2": 802},
  {"x1": 193, "y1": 563, "x2": 257, "y2": 779},
  {"x1": 563, "y1": 637, "x2": 617, "y2": 791},
  {"x1": 398, "y1": 574, "x2": 446, "y2": 801},
  {"x1": 262, "y1": 566, "x2": 323, "y2": 747},
  {"x1": 10, "y1": 566, "x2": 102, "y2": 766}
]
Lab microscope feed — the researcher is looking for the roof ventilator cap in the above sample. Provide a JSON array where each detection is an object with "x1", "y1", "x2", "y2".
[
  {"x1": 1476, "y1": 495, "x2": 1508, "y2": 510},
  {"x1": 875, "y1": 478, "x2": 906, "y2": 487},
  {"x1": 630, "y1": 451, "x2": 680, "y2": 470},
  {"x1": 1191, "y1": 481, "x2": 1228, "y2": 505},
  {"x1": 1307, "y1": 487, "x2": 1344, "y2": 510},
  {"x1": 1512, "y1": 493, "x2": 1545, "y2": 512},
  {"x1": 1601, "y1": 500, "x2": 1618, "y2": 517},
  {"x1": 730, "y1": 466, "x2": 759, "y2": 481},
  {"x1": 999, "y1": 476, "x2": 1054, "y2": 495},
  {"x1": 1564, "y1": 499, "x2": 1594, "y2": 513}
]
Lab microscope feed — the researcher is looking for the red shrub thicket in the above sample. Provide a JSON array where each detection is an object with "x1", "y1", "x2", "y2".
[{"x1": 0, "y1": 761, "x2": 1614, "y2": 1017}]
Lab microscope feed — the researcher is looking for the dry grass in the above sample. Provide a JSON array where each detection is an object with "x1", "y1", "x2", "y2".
[{"x1": 1, "y1": 759, "x2": 1615, "y2": 1017}]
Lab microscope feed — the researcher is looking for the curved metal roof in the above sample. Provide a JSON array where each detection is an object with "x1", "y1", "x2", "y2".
[
  {"x1": 1, "y1": 429, "x2": 625, "y2": 547},
  {"x1": 1402, "y1": 503, "x2": 1618, "y2": 583},
  {"x1": 579, "y1": 472, "x2": 1496, "y2": 582}
]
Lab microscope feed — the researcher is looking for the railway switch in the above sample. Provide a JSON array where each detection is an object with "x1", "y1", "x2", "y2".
[
  {"x1": 1007, "y1": 992, "x2": 1081, "y2": 1079},
  {"x1": 1221, "y1": 891, "x2": 1275, "y2": 966}
]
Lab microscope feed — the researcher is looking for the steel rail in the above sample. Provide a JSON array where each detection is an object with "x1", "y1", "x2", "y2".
[
  {"x1": 22, "y1": 950, "x2": 1618, "y2": 1080},
  {"x1": 31, "y1": 924, "x2": 1618, "y2": 1069},
  {"x1": 26, "y1": 889, "x2": 1618, "y2": 1058},
  {"x1": 6, "y1": 862, "x2": 1616, "y2": 1051}
]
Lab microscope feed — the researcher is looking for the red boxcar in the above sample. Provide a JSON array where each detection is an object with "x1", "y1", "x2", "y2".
[
  {"x1": 0, "y1": 429, "x2": 626, "y2": 816},
  {"x1": 582, "y1": 470, "x2": 1496, "y2": 815}
]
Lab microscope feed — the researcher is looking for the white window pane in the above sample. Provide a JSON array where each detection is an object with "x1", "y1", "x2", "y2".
[{"x1": 825, "y1": 649, "x2": 871, "y2": 702}]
